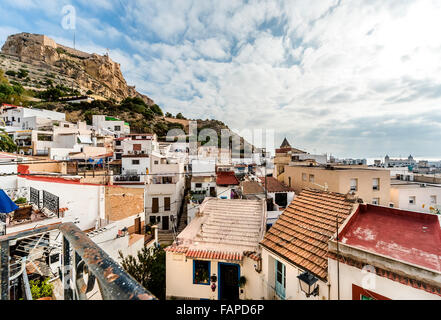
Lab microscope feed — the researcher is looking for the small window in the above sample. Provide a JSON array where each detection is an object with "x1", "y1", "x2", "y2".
[
  {"x1": 195, "y1": 183, "x2": 202, "y2": 188},
  {"x1": 64, "y1": 124, "x2": 69, "y2": 128},
  {"x1": 164, "y1": 197, "x2": 171, "y2": 211},
  {"x1": 430, "y1": 195, "x2": 437, "y2": 204},
  {"x1": 149, "y1": 216, "x2": 156, "y2": 225},
  {"x1": 114, "y1": 126, "x2": 121, "y2": 131},
  {"x1": 288, "y1": 177, "x2": 292, "y2": 187},
  {"x1": 373, "y1": 178, "x2": 380, "y2": 191},
  {"x1": 132, "y1": 160, "x2": 140, "y2": 165},
  {"x1": 350, "y1": 179, "x2": 358, "y2": 192},
  {"x1": 409, "y1": 196, "x2": 416, "y2": 205},
  {"x1": 372, "y1": 198, "x2": 379, "y2": 205},
  {"x1": 309, "y1": 175, "x2": 315, "y2": 183},
  {"x1": 389, "y1": 203, "x2": 394, "y2": 208},
  {"x1": 154, "y1": 161, "x2": 159, "y2": 165},
  {"x1": 193, "y1": 260, "x2": 210, "y2": 285},
  {"x1": 115, "y1": 141, "x2": 121, "y2": 146},
  {"x1": 302, "y1": 173, "x2": 307, "y2": 181}
]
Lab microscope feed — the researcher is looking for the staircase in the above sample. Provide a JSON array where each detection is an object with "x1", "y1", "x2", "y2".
[{"x1": 158, "y1": 231, "x2": 175, "y2": 246}]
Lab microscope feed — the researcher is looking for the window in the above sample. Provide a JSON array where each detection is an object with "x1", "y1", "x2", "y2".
[
  {"x1": 373, "y1": 178, "x2": 380, "y2": 191},
  {"x1": 64, "y1": 124, "x2": 69, "y2": 128},
  {"x1": 164, "y1": 197, "x2": 171, "y2": 211},
  {"x1": 115, "y1": 141, "x2": 121, "y2": 146},
  {"x1": 193, "y1": 260, "x2": 210, "y2": 285},
  {"x1": 132, "y1": 160, "x2": 140, "y2": 165},
  {"x1": 288, "y1": 177, "x2": 292, "y2": 187},
  {"x1": 350, "y1": 179, "x2": 358, "y2": 192},
  {"x1": 302, "y1": 173, "x2": 307, "y2": 181},
  {"x1": 430, "y1": 195, "x2": 437, "y2": 204},
  {"x1": 389, "y1": 203, "x2": 394, "y2": 208},
  {"x1": 195, "y1": 183, "x2": 202, "y2": 188},
  {"x1": 409, "y1": 196, "x2": 416, "y2": 205},
  {"x1": 275, "y1": 260, "x2": 286, "y2": 299},
  {"x1": 114, "y1": 126, "x2": 121, "y2": 131},
  {"x1": 309, "y1": 175, "x2": 315, "y2": 183},
  {"x1": 154, "y1": 161, "x2": 159, "y2": 165},
  {"x1": 133, "y1": 144, "x2": 142, "y2": 151},
  {"x1": 372, "y1": 198, "x2": 379, "y2": 205},
  {"x1": 149, "y1": 216, "x2": 156, "y2": 225},
  {"x1": 152, "y1": 198, "x2": 159, "y2": 213},
  {"x1": 116, "y1": 153, "x2": 122, "y2": 160}
]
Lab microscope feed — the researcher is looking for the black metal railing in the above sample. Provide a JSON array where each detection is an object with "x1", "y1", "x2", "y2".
[
  {"x1": 0, "y1": 223, "x2": 156, "y2": 300},
  {"x1": 43, "y1": 191, "x2": 60, "y2": 218},
  {"x1": 29, "y1": 187, "x2": 40, "y2": 208}
]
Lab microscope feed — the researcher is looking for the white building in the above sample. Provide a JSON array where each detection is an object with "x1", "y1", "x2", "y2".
[
  {"x1": 144, "y1": 153, "x2": 186, "y2": 231},
  {"x1": 390, "y1": 181, "x2": 441, "y2": 214},
  {"x1": 92, "y1": 115, "x2": 130, "y2": 137},
  {"x1": 216, "y1": 171, "x2": 240, "y2": 200},
  {"x1": 165, "y1": 198, "x2": 266, "y2": 300},
  {"x1": 384, "y1": 155, "x2": 417, "y2": 168},
  {"x1": 0, "y1": 105, "x2": 65, "y2": 128}
]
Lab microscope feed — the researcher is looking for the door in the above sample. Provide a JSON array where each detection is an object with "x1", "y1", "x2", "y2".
[
  {"x1": 152, "y1": 198, "x2": 159, "y2": 213},
  {"x1": 219, "y1": 263, "x2": 239, "y2": 300},
  {"x1": 162, "y1": 216, "x2": 169, "y2": 230},
  {"x1": 210, "y1": 187, "x2": 216, "y2": 197},
  {"x1": 134, "y1": 217, "x2": 141, "y2": 234}
]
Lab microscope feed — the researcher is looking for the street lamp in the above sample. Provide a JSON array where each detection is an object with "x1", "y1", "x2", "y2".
[{"x1": 297, "y1": 272, "x2": 319, "y2": 298}]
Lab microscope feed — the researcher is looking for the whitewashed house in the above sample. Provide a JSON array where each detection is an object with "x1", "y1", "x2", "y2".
[
  {"x1": 165, "y1": 198, "x2": 267, "y2": 300},
  {"x1": 390, "y1": 180, "x2": 441, "y2": 214}
]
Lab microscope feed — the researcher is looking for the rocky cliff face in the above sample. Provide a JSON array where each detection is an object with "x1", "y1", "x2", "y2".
[{"x1": 1, "y1": 32, "x2": 154, "y2": 105}]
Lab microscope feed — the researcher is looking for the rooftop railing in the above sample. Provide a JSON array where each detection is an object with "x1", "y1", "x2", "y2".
[{"x1": 0, "y1": 223, "x2": 156, "y2": 300}]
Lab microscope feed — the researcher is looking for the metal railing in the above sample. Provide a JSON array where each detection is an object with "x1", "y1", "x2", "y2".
[{"x1": 0, "y1": 223, "x2": 156, "y2": 300}]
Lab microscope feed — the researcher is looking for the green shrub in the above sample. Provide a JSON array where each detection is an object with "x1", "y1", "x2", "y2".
[
  {"x1": 14, "y1": 198, "x2": 27, "y2": 205},
  {"x1": 29, "y1": 278, "x2": 53, "y2": 300}
]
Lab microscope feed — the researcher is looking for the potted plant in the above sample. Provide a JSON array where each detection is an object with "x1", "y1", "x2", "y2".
[{"x1": 30, "y1": 277, "x2": 54, "y2": 300}]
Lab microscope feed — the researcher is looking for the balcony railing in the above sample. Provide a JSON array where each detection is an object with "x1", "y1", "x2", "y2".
[
  {"x1": 114, "y1": 175, "x2": 141, "y2": 182},
  {"x1": 0, "y1": 223, "x2": 155, "y2": 300}
]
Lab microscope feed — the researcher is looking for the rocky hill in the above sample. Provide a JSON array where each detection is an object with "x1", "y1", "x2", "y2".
[{"x1": 1, "y1": 33, "x2": 153, "y2": 104}]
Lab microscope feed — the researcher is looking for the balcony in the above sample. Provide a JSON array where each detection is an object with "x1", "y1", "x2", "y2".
[
  {"x1": 0, "y1": 223, "x2": 155, "y2": 300},
  {"x1": 114, "y1": 175, "x2": 142, "y2": 183}
]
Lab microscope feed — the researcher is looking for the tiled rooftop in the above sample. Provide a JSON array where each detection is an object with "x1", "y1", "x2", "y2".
[
  {"x1": 259, "y1": 176, "x2": 294, "y2": 193},
  {"x1": 261, "y1": 189, "x2": 355, "y2": 280},
  {"x1": 242, "y1": 181, "x2": 265, "y2": 195},
  {"x1": 216, "y1": 171, "x2": 240, "y2": 186}
]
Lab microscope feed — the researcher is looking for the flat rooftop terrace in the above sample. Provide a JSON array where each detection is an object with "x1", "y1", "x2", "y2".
[{"x1": 340, "y1": 204, "x2": 441, "y2": 272}]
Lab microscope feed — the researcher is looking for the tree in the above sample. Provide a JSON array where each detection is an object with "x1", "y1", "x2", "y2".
[
  {"x1": 0, "y1": 128, "x2": 17, "y2": 153},
  {"x1": 119, "y1": 246, "x2": 166, "y2": 300},
  {"x1": 176, "y1": 113, "x2": 186, "y2": 120},
  {"x1": 150, "y1": 104, "x2": 163, "y2": 116},
  {"x1": 165, "y1": 112, "x2": 173, "y2": 118}
]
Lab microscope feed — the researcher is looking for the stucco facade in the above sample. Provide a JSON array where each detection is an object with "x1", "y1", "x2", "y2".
[{"x1": 283, "y1": 165, "x2": 391, "y2": 206}]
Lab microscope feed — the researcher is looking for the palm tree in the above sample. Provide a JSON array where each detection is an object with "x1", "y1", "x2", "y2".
[{"x1": 0, "y1": 128, "x2": 17, "y2": 153}]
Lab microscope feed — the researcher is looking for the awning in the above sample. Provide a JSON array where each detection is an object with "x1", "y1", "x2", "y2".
[
  {"x1": 77, "y1": 135, "x2": 93, "y2": 144},
  {"x1": 0, "y1": 189, "x2": 19, "y2": 214}
]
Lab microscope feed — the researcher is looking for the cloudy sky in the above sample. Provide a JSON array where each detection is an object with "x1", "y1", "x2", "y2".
[{"x1": 1, "y1": 0, "x2": 441, "y2": 159}]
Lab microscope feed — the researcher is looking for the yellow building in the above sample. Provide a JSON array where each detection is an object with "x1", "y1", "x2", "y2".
[{"x1": 283, "y1": 164, "x2": 391, "y2": 206}]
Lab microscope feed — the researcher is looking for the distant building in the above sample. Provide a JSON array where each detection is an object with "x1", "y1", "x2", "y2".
[
  {"x1": 384, "y1": 155, "x2": 416, "y2": 168},
  {"x1": 216, "y1": 171, "x2": 240, "y2": 199},
  {"x1": 283, "y1": 164, "x2": 391, "y2": 207},
  {"x1": 390, "y1": 180, "x2": 441, "y2": 214},
  {"x1": 92, "y1": 115, "x2": 130, "y2": 137}
]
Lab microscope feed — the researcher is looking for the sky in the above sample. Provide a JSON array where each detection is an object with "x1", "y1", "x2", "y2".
[{"x1": 1, "y1": 0, "x2": 441, "y2": 159}]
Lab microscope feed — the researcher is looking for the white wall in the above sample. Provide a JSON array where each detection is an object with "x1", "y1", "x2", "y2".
[
  {"x1": 261, "y1": 248, "x2": 329, "y2": 300},
  {"x1": 391, "y1": 185, "x2": 441, "y2": 213},
  {"x1": 17, "y1": 177, "x2": 104, "y2": 231}
]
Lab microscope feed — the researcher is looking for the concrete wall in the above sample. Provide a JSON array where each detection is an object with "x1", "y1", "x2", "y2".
[{"x1": 105, "y1": 186, "x2": 144, "y2": 222}]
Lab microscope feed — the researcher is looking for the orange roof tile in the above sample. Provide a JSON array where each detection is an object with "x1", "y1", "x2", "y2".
[{"x1": 260, "y1": 189, "x2": 354, "y2": 281}]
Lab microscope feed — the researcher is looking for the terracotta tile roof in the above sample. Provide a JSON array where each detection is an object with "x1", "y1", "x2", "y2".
[
  {"x1": 165, "y1": 246, "x2": 243, "y2": 262},
  {"x1": 327, "y1": 252, "x2": 441, "y2": 297},
  {"x1": 259, "y1": 177, "x2": 294, "y2": 193},
  {"x1": 216, "y1": 171, "x2": 239, "y2": 186},
  {"x1": 260, "y1": 189, "x2": 355, "y2": 280},
  {"x1": 243, "y1": 251, "x2": 262, "y2": 262},
  {"x1": 242, "y1": 181, "x2": 265, "y2": 195}
]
